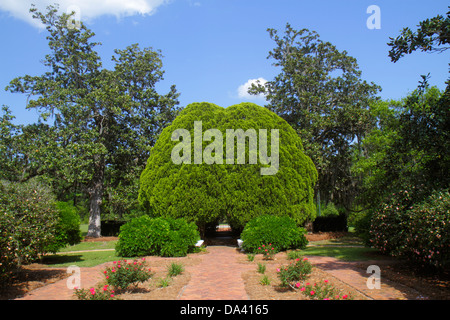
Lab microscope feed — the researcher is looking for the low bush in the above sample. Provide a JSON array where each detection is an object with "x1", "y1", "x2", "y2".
[
  {"x1": 240, "y1": 215, "x2": 308, "y2": 253},
  {"x1": 296, "y1": 280, "x2": 352, "y2": 300},
  {"x1": 277, "y1": 257, "x2": 312, "y2": 289},
  {"x1": 167, "y1": 262, "x2": 184, "y2": 277},
  {"x1": 104, "y1": 258, "x2": 153, "y2": 291},
  {"x1": 115, "y1": 216, "x2": 200, "y2": 257},
  {"x1": 74, "y1": 284, "x2": 117, "y2": 300},
  {"x1": 46, "y1": 201, "x2": 82, "y2": 253}
]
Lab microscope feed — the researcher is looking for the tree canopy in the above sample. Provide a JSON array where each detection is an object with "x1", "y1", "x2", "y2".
[
  {"x1": 5, "y1": 5, "x2": 180, "y2": 237},
  {"x1": 248, "y1": 23, "x2": 380, "y2": 210}
]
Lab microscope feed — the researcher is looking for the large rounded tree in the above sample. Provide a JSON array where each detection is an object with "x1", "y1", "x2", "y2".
[{"x1": 138, "y1": 102, "x2": 317, "y2": 234}]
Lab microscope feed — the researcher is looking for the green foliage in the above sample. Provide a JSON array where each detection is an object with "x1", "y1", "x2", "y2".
[
  {"x1": 353, "y1": 84, "x2": 449, "y2": 209},
  {"x1": 298, "y1": 280, "x2": 352, "y2": 300},
  {"x1": 321, "y1": 202, "x2": 339, "y2": 217},
  {"x1": 167, "y1": 262, "x2": 184, "y2": 277},
  {"x1": 257, "y1": 263, "x2": 266, "y2": 274},
  {"x1": 115, "y1": 216, "x2": 200, "y2": 257},
  {"x1": 277, "y1": 258, "x2": 313, "y2": 289},
  {"x1": 240, "y1": 215, "x2": 308, "y2": 253},
  {"x1": 6, "y1": 5, "x2": 180, "y2": 237},
  {"x1": 139, "y1": 102, "x2": 317, "y2": 232},
  {"x1": 370, "y1": 188, "x2": 450, "y2": 268},
  {"x1": 259, "y1": 275, "x2": 271, "y2": 286},
  {"x1": 0, "y1": 179, "x2": 59, "y2": 285},
  {"x1": 46, "y1": 201, "x2": 82, "y2": 253},
  {"x1": 387, "y1": 7, "x2": 450, "y2": 63},
  {"x1": 103, "y1": 258, "x2": 153, "y2": 291},
  {"x1": 249, "y1": 23, "x2": 380, "y2": 209}
]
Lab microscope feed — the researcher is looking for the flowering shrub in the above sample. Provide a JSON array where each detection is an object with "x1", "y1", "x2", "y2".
[
  {"x1": 74, "y1": 284, "x2": 117, "y2": 300},
  {"x1": 401, "y1": 189, "x2": 449, "y2": 268},
  {"x1": 296, "y1": 280, "x2": 353, "y2": 300},
  {"x1": 257, "y1": 244, "x2": 276, "y2": 260},
  {"x1": 370, "y1": 187, "x2": 449, "y2": 268},
  {"x1": 277, "y1": 257, "x2": 312, "y2": 289},
  {"x1": 104, "y1": 258, "x2": 154, "y2": 291},
  {"x1": 0, "y1": 179, "x2": 59, "y2": 286}
]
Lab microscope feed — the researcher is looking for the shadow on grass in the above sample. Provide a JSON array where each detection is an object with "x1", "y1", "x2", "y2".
[{"x1": 302, "y1": 246, "x2": 388, "y2": 262}]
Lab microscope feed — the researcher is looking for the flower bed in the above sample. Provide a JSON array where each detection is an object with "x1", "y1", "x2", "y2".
[{"x1": 241, "y1": 251, "x2": 368, "y2": 300}]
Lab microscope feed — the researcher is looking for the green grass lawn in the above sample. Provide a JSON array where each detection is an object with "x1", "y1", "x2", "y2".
[
  {"x1": 42, "y1": 224, "x2": 121, "y2": 268},
  {"x1": 301, "y1": 246, "x2": 384, "y2": 261}
]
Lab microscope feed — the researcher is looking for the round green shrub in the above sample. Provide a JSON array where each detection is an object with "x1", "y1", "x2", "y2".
[
  {"x1": 46, "y1": 201, "x2": 82, "y2": 253},
  {"x1": 138, "y1": 102, "x2": 317, "y2": 233},
  {"x1": 115, "y1": 216, "x2": 200, "y2": 257},
  {"x1": 240, "y1": 214, "x2": 308, "y2": 253}
]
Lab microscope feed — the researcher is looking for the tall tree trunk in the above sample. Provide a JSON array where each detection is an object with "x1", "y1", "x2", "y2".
[{"x1": 86, "y1": 160, "x2": 105, "y2": 238}]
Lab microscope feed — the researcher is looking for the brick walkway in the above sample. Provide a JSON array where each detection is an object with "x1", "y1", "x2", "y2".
[
  {"x1": 16, "y1": 263, "x2": 109, "y2": 300},
  {"x1": 15, "y1": 246, "x2": 419, "y2": 300},
  {"x1": 178, "y1": 246, "x2": 254, "y2": 300}
]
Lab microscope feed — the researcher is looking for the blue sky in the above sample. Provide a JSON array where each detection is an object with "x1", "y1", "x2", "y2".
[{"x1": 0, "y1": 0, "x2": 448, "y2": 126}]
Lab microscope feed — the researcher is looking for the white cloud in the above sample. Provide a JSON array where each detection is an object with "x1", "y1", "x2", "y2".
[
  {"x1": 237, "y1": 78, "x2": 268, "y2": 100},
  {"x1": 0, "y1": 0, "x2": 170, "y2": 28}
]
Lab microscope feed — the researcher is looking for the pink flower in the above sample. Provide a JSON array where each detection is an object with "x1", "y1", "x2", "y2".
[
  {"x1": 110, "y1": 294, "x2": 114, "y2": 298},
  {"x1": 113, "y1": 261, "x2": 116, "y2": 264},
  {"x1": 310, "y1": 291, "x2": 315, "y2": 296},
  {"x1": 300, "y1": 287, "x2": 306, "y2": 292},
  {"x1": 262, "y1": 244, "x2": 265, "y2": 247},
  {"x1": 106, "y1": 276, "x2": 109, "y2": 279},
  {"x1": 324, "y1": 279, "x2": 329, "y2": 283},
  {"x1": 276, "y1": 268, "x2": 280, "y2": 272},
  {"x1": 295, "y1": 283, "x2": 301, "y2": 288},
  {"x1": 303, "y1": 258, "x2": 308, "y2": 261},
  {"x1": 342, "y1": 294, "x2": 348, "y2": 299},
  {"x1": 258, "y1": 247, "x2": 261, "y2": 250}
]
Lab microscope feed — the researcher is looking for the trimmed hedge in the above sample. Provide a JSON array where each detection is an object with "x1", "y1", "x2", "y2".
[
  {"x1": 115, "y1": 216, "x2": 200, "y2": 257},
  {"x1": 240, "y1": 214, "x2": 308, "y2": 253}
]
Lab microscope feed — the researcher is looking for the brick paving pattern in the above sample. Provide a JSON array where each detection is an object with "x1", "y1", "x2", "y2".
[
  {"x1": 15, "y1": 246, "x2": 418, "y2": 300},
  {"x1": 178, "y1": 246, "x2": 254, "y2": 300}
]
